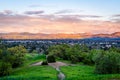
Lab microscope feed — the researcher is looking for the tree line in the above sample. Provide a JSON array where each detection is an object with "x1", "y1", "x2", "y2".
[{"x1": 46, "y1": 44, "x2": 120, "y2": 74}]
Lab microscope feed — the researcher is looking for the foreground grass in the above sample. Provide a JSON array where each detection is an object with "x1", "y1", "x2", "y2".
[
  {"x1": 0, "y1": 66, "x2": 57, "y2": 80},
  {"x1": 61, "y1": 65, "x2": 120, "y2": 80},
  {"x1": 0, "y1": 54, "x2": 57, "y2": 80}
]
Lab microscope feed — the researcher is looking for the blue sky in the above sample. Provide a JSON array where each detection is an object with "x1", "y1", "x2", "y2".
[
  {"x1": 0, "y1": 0, "x2": 120, "y2": 34},
  {"x1": 0, "y1": 0, "x2": 120, "y2": 16}
]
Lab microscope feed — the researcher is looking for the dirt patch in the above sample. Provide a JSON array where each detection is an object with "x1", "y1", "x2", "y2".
[
  {"x1": 31, "y1": 61, "x2": 43, "y2": 66},
  {"x1": 48, "y1": 61, "x2": 67, "y2": 69}
]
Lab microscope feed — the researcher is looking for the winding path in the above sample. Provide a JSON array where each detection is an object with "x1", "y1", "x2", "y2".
[
  {"x1": 31, "y1": 61, "x2": 67, "y2": 80},
  {"x1": 48, "y1": 62, "x2": 67, "y2": 80},
  {"x1": 30, "y1": 61, "x2": 67, "y2": 80}
]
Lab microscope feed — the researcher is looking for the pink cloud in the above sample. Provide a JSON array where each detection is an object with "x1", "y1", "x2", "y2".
[{"x1": 0, "y1": 13, "x2": 120, "y2": 34}]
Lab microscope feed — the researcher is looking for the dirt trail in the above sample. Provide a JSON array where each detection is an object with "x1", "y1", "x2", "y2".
[
  {"x1": 48, "y1": 61, "x2": 67, "y2": 69},
  {"x1": 31, "y1": 61, "x2": 67, "y2": 80},
  {"x1": 48, "y1": 62, "x2": 67, "y2": 80}
]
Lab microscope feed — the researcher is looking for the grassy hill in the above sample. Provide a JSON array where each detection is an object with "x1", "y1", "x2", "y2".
[
  {"x1": 0, "y1": 54, "x2": 57, "y2": 80},
  {"x1": 0, "y1": 53, "x2": 120, "y2": 80}
]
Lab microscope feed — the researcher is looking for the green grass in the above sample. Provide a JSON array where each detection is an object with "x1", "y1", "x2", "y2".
[
  {"x1": 0, "y1": 54, "x2": 57, "y2": 80},
  {"x1": 0, "y1": 66, "x2": 57, "y2": 80},
  {"x1": 24, "y1": 53, "x2": 46, "y2": 65},
  {"x1": 61, "y1": 65, "x2": 120, "y2": 80}
]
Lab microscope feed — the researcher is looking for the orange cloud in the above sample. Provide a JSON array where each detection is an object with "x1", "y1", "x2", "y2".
[{"x1": 0, "y1": 13, "x2": 120, "y2": 34}]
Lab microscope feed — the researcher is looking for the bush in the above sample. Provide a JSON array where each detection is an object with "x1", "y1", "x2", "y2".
[
  {"x1": 42, "y1": 60, "x2": 48, "y2": 65},
  {"x1": 70, "y1": 55, "x2": 79, "y2": 63},
  {"x1": 82, "y1": 49, "x2": 103, "y2": 65},
  {"x1": 47, "y1": 55, "x2": 56, "y2": 63},
  {"x1": 0, "y1": 62, "x2": 12, "y2": 77},
  {"x1": 94, "y1": 51, "x2": 120, "y2": 74},
  {"x1": 83, "y1": 58, "x2": 93, "y2": 65}
]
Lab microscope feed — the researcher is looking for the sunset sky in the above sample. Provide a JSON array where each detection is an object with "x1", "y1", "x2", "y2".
[{"x1": 0, "y1": 0, "x2": 120, "y2": 34}]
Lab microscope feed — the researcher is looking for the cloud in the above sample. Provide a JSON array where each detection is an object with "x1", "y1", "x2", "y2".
[
  {"x1": 111, "y1": 18, "x2": 120, "y2": 23},
  {"x1": 112, "y1": 14, "x2": 120, "y2": 17},
  {"x1": 29, "y1": 4, "x2": 55, "y2": 8},
  {"x1": 37, "y1": 15, "x2": 81, "y2": 23},
  {"x1": 110, "y1": 14, "x2": 120, "y2": 22},
  {"x1": 4, "y1": 10, "x2": 13, "y2": 15},
  {"x1": 0, "y1": 13, "x2": 31, "y2": 27},
  {"x1": 54, "y1": 10, "x2": 101, "y2": 18},
  {"x1": 0, "y1": 10, "x2": 13, "y2": 16},
  {"x1": 38, "y1": 14, "x2": 101, "y2": 23},
  {"x1": 54, "y1": 9, "x2": 84, "y2": 15},
  {"x1": 24, "y1": 10, "x2": 44, "y2": 15},
  {"x1": 55, "y1": 9, "x2": 75, "y2": 14},
  {"x1": 0, "y1": 11, "x2": 119, "y2": 34},
  {"x1": 29, "y1": 4, "x2": 42, "y2": 7},
  {"x1": 54, "y1": 15, "x2": 81, "y2": 23},
  {"x1": 0, "y1": 12, "x2": 5, "y2": 16},
  {"x1": 78, "y1": 15, "x2": 102, "y2": 18}
]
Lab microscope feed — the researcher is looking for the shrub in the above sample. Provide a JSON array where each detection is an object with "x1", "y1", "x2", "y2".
[
  {"x1": 70, "y1": 55, "x2": 79, "y2": 63},
  {"x1": 94, "y1": 51, "x2": 120, "y2": 74},
  {"x1": 0, "y1": 62, "x2": 12, "y2": 77},
  {"x1": 47, "y1": 55, "x2": 56, "y2": 63},
  {"x1": 83, "y1": 57, "x2": 93, "y2": 65},
  {"x1": 82, "y1": 49, "x2": 103, "y2": 65},
  {"x1": 42, "y1": 60, "x2": 48, "y2": 65}
]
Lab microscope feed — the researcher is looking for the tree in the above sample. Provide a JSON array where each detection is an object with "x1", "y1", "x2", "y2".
[
  {"x1": 7, "y1": 45, "x2": 27, "y2": 68},
  {"x1": 46, "y1": 44, "x2": 70, "y2": 60},
  {"x1": 94, "y1": 51, "x2": 120, "y2": 74}
]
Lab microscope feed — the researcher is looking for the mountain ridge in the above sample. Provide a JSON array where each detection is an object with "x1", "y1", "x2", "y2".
[{"x1": 0, "y1": 32, "x2": 120, "y2": 39}]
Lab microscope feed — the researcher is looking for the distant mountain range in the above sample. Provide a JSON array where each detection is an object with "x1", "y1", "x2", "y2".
[{"x1": 0, "y1": 32, "x2": 120, "y2": 39}]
